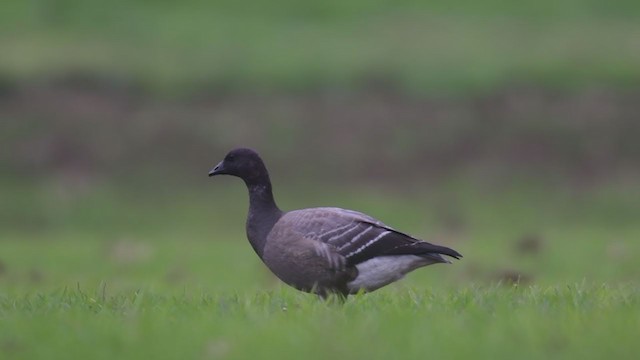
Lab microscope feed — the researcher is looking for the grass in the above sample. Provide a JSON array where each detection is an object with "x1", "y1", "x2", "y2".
[
  {"x1": 3, "y1": 2, "x2": 639, "y2": 357},
  {"x1": 1, "y1": 180, "x2": 639, "y2": 358},
  {"x1": 1, "y1": 285, "x2": 638, "y2": 359},
  {"x1": 1, "y1": 0, "x2": 640, "y2": 93}
]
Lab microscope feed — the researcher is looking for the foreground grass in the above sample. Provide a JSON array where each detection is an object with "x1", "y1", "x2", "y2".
[{"x1": 1, "y1": 285, "x2": 638, "y2": 360}]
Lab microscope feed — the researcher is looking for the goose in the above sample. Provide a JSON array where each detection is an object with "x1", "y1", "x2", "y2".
[{"x1": 208, "y1": 148, "x2": 462, "y2": 297}]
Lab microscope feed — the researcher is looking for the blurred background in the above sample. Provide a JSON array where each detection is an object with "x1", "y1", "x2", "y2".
[{"x1": 1, "y1": 0, "x2": 639, "y2": 294}]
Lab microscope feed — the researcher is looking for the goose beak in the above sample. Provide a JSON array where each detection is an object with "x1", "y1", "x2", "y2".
[{"x1": 208, "y1": 160, "x2": 225, "y2": 177}]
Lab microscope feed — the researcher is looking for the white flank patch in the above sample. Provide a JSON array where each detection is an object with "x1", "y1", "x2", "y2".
[{"x1": 347, "y1": 255, "x2": 433, "y2": 293}]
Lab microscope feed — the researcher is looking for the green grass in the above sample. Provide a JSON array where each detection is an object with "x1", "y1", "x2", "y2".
[
  {"x1": 1, "y1": 180, "x2": 639, "y2": 358},
  {"x1": 3, "y1": 2, "x2": 639, "y2": 357},
  {"x1": 1, "y1": 285, "x2": 638, "y2": 359},
  {"x1": 2, "y1": 0, "x2": 640, "y2": 93}
]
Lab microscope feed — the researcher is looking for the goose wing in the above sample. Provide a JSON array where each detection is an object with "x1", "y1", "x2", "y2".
[{"x1": 283, "y1": 207, "x2": 462, "y2": 268}]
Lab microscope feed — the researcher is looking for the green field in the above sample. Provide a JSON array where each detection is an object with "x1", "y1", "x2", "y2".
[
  {"x1": 2, "y1": 285, "x2": 638, "y2": 359},
  {"x1": 2, "y1": 0, "x2": 640, "y2": 93},
  {"x1": 2, "y1": 0, "x2": 640, "y2": 358},
  {"x1": 1, "y1": 181, "x2": 639, "y2": 359}
]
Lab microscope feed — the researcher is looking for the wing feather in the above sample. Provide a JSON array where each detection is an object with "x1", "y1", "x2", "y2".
[{"x1": 282, "y1": 207, "x2": 462, "y2": 268}]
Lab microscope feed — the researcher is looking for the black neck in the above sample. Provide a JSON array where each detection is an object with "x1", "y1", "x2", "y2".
[
  {"x1": 244, "y1": 175, "x2": 282, "y2": 258},
  {"x1": 247, "y1": 181, "x2": 279, "y2": 213}
]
